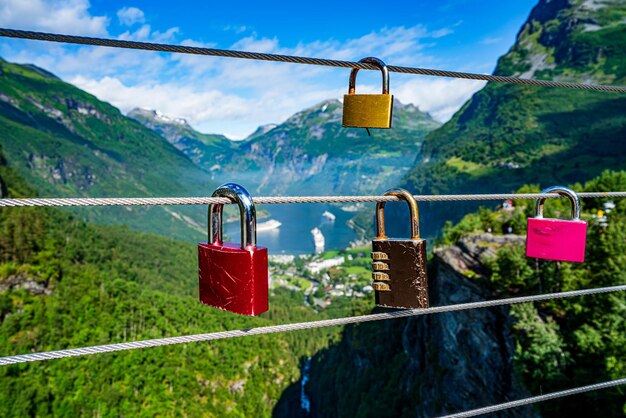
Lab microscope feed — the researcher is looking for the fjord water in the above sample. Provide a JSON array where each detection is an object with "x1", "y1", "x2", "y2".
[{"x1": 222, "y1": 203, "x2": 363, "y2": 254}]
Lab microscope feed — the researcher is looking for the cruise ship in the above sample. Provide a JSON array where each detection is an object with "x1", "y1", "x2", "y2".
[
  {"x1": 257, "y1": 219, "x2": 282, "y2": 232},
  {"x1": 311, "y1": 227, "x2": 325, "y2": 252}
]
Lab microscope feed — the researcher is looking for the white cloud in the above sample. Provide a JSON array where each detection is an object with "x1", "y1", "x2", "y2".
[
  {"x1": 0, "y1": 1, "x2": 481, "y2": 138},
  {"x1": 117, "y1": 6, "x2": 144, "y2": 27},
  {"x1": 70, "y1": 74, "x2": 342, "y2": 138},
  {"x1": 0, "y1": 0, "x2": 108, "y2": 36},
  {"x1": 72, "y1": 75, "x2": 250, "y2": 121},
  {"x1": 394, "y1": 77, "x2": 486, "y2": 121},
  {"x1": 223, "y1": 25, "x2": 248, "y2": 34},
  {"x1": 231, "y1": 36, "x2": 279, "y2": 53}
]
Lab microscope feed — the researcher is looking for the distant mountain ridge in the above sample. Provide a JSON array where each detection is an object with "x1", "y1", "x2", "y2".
[
  {"x1": 127, "y1": 107, "x2": 235, "y2": 170},
  {"x1": 131, "y1": 99, "x2": 441, "y2": 196}
]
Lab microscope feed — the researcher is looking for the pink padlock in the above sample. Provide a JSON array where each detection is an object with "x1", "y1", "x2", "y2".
[{"x1": 526, "y1": 186, "x2": 587, "y2": 262}]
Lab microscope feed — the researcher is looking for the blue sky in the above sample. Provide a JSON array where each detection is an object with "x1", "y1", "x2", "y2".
[{"x1": 0, "y1": 0, "x2": 537, "y2": 138}]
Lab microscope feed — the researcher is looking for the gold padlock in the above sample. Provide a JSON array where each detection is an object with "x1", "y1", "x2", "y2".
[{"x1": 342, "y1": 57, "x2": 393, "y2": 130}]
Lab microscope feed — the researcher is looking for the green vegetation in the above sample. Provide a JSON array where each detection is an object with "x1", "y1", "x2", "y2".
[
  {"x1": 402, "y1": 0, "x2": 626, "y2": 238},
  {"x1": 444, "y1": 157, "x2": 491, "y2": 176},
  {"x1": 286, "y1": 171, "x2": 626, "y2": 418},
  {"x1": 0, "y1": 58, "x2": 213, "y2": 242},
  {"x1": 2, "y1": 2, "x2": 626, "y2": 416},
  {"x1": 440, "y1": 170, "x2": 626, "y2": 416},
  {"x1": 0, "y1": 148, "x2": 369, "y2": 417}
]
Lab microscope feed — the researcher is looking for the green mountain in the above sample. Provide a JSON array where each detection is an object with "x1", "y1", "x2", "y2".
[
  {"x1": 132, "y1": 99, "x2": 441, "y2": 196},
  {"x1": 0, "y1": 58, "x2": 214, "y2": 241},
  {"x1": 0, "y1": 145, "x2": 364, "y2": 416},
  {"x1": 402, "y1": 0, "x2": 626, "y2": 237},
  {"x1": 232, "y1": 99, "x2": 441, "y2": 195}
]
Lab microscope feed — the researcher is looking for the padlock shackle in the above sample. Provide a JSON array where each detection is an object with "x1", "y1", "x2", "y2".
[
  {"x1": 209, "y1": 183, "x2": 257, "y2": 249},
  {"x1": 376, "y1": 188, "x2": 420, "y2": 240},
  {"x1": 535, "y1": 185, "x2": 581, "y2": 220},
  {"x1": 348, "y1": 57, "x2": 390, "y2": 95}
]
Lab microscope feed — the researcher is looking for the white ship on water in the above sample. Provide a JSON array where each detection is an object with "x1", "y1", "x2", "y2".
[
  {"x1": 257, "y1": 219, "x2": 282, "y2": 232},
  {"x1": 311, "y1": 227, "x2": 325, "y2": 253},
  {"x1": 322, "y1": 210, "x2": 336, "y2": 221}
]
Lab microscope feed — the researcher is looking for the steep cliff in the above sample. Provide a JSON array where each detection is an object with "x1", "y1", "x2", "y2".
[
  {"x1": 278, "y1": 169, "x2": 626, "y2": 418},
  {"x1": 275, "y1": 234, "x2": 536, "y2": 417}
]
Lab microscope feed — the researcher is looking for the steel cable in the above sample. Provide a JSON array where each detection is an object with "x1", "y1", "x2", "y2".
[
  {"x1": 2, "y1": 28, "x2": 626, "y2": 93},
  {"x1": 438, "y1": 378, "x2": 626, "y2": 418},
  {"x1": 1, "y1": 192, "x2": 625, "y2": 207},
  {"x1": 0, "y1": 284, "x2": 624, "y2": 366}
]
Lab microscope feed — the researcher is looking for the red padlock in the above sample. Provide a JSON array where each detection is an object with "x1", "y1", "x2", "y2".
[
  {"x1": 526, "y1": 186, "x2": 587, "y2": 263},
  {"x1": 198, "y1": 183, "x2": 268, "y2": 316}
]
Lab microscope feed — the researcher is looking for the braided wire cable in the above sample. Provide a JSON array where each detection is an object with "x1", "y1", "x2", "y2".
[
  {"x1": 439, "y1": 378, "x2": 626, "y2": 418},
  {"x1": 0, "y1": 284, "x2": 624, "y2": 366},
  {"x1": 1, "y1": 192, "x2": 625, "y2": 207},
  {"x1": 2, "y1": 28, "x2": 626, "y2": 93}
]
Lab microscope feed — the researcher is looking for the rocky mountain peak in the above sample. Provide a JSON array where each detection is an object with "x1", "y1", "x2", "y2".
[
  {"x1": 128, "y1": 107, "x2": 190, "y2": 127},
  {"x1": 245, "y1": 123, "x2": 279, "y2": 141},
  {"x1": 281, "y1": 99, "x2": 343, "y2": 127}
]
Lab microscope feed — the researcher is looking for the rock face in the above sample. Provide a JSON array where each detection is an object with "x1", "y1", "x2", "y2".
[
  {"x1": 274, "y1": 234, "x2": 536, "y2": 417},
  {"x1": 0, "y1": 273, "x2": 52, "y2": 297},
  {"x1": 497, "y1": 0, "x2": 625, "y2": 83},
  {"x1": 437, "y1": 233, "x2": 526, "y2": 276},
  {"x1": 413, "y1": 234, "x2": 532, "y2": 417}
]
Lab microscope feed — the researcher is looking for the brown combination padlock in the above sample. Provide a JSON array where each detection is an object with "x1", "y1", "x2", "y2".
[{"x1": 371, "y1": 188, "x2": 429, "y2": 309}]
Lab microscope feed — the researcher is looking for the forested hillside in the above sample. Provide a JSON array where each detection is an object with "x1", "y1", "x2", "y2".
[{"x1": 0, "y1": 146, "x2": 369, "y2": 416}]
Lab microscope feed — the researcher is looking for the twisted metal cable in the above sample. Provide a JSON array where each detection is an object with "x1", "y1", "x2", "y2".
[
  {"x1": 1, "y1": 192, "x2": 625, "y2": 207},
  {"x1": 1, "y1": 284, "x2": 624, "y2": 366},
  {"x1": 2, "y1": 28, "x2": 626, "y2": 93},
  {"x1": 439, "y1": 377, "x2": 626, "y2": 418}
]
